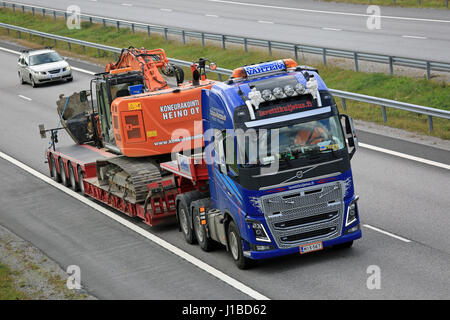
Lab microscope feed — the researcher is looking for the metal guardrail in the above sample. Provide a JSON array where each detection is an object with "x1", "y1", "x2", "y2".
[
  {"x1": 1, "y1": 0, "x2": 450, "y2": 80},
  {"x1": 373, "y1": 0, "x2": 448, "y2": 7},
  {"x1": 0, "y1": 22, "x2": 449, "y2": 134}
]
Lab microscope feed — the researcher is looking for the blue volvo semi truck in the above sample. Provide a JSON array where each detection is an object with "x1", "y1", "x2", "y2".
[{"x1": 167, "y1": 59, "x2": 362, "y2": 269}]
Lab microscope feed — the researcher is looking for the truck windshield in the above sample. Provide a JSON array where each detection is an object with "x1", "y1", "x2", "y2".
[{"x1": 238, "y1": 115, "x2": 345, "y2": 166}]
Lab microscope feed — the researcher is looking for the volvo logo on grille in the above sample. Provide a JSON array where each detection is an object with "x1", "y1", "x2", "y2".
[{"x1": 281, "y1": 165, "x2": 318, "y2": 185}]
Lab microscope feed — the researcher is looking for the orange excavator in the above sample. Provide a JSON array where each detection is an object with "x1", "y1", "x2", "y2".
[{"x1": 53, "y1": 46, "x2": 217, "y2": 203}]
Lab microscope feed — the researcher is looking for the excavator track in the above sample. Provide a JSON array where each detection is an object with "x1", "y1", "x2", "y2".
[{"x1": 96, "y1": 156, "x2": 162, "y2": 204}]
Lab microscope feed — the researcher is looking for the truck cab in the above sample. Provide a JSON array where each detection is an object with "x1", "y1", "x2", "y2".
[{"x1": 200, "y1": 59, "x2": 361, "y2": 268}]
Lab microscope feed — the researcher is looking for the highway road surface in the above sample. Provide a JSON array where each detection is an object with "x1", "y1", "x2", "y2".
[
  {"x1": 5, "y1": 0, "x2": 450, "y2": 62},
  {"x1": 0, "y1": 41, "x2": 449, "y2": 299}
]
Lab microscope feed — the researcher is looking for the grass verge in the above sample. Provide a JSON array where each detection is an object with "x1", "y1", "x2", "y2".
[
  {"x1": 0, "y1": 8, "x2": 449, "y2": 139},
  {"x1": 0, "y1": 263, "x2": 29, "y2": 300},
  {"x1": 0, "y1": 226, "x2": 93, "y2": 300},
  {"x1": 319, "y1": 0, "x2": 449, "y2": 9}
]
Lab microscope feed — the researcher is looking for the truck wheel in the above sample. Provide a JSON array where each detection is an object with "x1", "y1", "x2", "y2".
[
  {"x1": 50, "y1": 156, "x2": 61, "y2": 183},
  {"x1": 59, "y1": 159, "x2": 69, "y2": 187},
  {"x1": 178, "y1": 197, "x2": 195, "y2": 244},
  {"x1": 68, "y1": 163, "x2": 79, "y2": 192},
  {"x1": 228, "y1": 221, "x2": 254, "y2": 269},
  {"x1": 192, "y1": 206, "x2": 213, "y2": 252}
]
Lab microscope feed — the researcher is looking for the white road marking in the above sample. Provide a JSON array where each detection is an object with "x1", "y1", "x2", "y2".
[
  {"x1": 160, "y1": 8, "x2": 173, "y2": 12},
  {"x1": 363, "y1": 224, "x2": 412, "y2": 243},
  {"x1": 0, "y1": 149, "x2": 270, "y2": 300},
  {"x1": 0, "y1": 46, "x2": 448, "y2": 172},
  {"x1": 257, "y1": 20, "x2": 274, "y2": 24},
  {"x1": 322, "y1": 27, "x2": 342, "y2": 31},
  {"x1": 18, "y1": 94, "x2": 32, "y2": 101},
  {"x1": 71, "y1": 66, "x2": 95, "y2": 75},
  {"x1": 402, "y1": 35, "x2": 427, "y2": 40},
  {"x1": 359, "y1": 143, "x2": 450, "y2": 170},
  {"x1": 0, "y1": 46, "x2": 21, "y2": 55},
  {"x1": 121, "y1": 3, "x2": 133, "y2": 6},
  {"x1": 208, "y1": 0, "x2": 450, "y2": 24},
  {"x1": 205, "y1": 14, "x2": 219, "y2": 18}
]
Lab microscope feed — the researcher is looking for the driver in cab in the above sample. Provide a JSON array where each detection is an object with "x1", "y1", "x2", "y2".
[{"x1": 293, "y1": 122, "x2": 328, "y2": 147}]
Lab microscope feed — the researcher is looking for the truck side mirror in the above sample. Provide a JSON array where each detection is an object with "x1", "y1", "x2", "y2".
[
  {"x1": 218, "y1": 138, "x2": 228, "y2": 175},
  {"x1": 340, "y1": 114, "x2": 358, "y2": 159},
  {"x1": 213, "y1": 129, "x2": 227, "y2": 175}
]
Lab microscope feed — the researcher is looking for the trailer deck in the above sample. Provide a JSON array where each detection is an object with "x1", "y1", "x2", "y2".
[{"x1": 47, "y1": 144, "x2": 178, "y2": 226}]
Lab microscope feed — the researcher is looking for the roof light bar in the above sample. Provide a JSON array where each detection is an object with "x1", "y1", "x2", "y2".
[{"x1": 231, "y1": 59, "x2": 298, "y2": 79}]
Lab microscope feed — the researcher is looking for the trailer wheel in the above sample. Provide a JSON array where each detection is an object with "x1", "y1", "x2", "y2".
[
  {"x1": 50, "y1": 156, "x2": 61, "y2": 183},
  {"x1": 228, "y1": 221, "x2": 254, "y2": 269},
  {"x1": 59, "y1": 159, "x2": 69, "y2": 187},
  {"x1": 77, "y1": 167, "x2": 85, "y2": 194},
  {"x1": 192, "y1": 205, "x2": 213, "y2": 252},
  {"x1": 178, "y1": 197, "x2": 195, "y2": 244},
  {"x1": 68, "y1": 163, "x2": 79, "y2": 192}
]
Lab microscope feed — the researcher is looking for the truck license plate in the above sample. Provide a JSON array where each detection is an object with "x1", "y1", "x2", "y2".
[{"x1": 299, "y1": 241, "x2": 323, "y2": 254}]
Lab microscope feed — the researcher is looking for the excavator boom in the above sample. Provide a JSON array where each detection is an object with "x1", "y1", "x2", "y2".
[{"x1": 105, "y1": 47, "x2": 171, "y2": 91}]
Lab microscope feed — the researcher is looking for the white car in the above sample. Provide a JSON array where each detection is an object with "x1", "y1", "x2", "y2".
[{"x1": 18, "y1": 49, "x2": 73, "y2": 87}]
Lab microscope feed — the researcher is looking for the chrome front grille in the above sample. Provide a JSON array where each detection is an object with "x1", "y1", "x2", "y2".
[
  {"x1": 49, "y1": 69, "x2": 60, "y2": 74},
  {"x1": 260, "y1": 182, "x2": 344, "y2": 249}
]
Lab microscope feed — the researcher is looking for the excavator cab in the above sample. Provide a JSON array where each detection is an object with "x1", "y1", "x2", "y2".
[{"x1": 92, "y1": 70, "x2": 144, "y2": 152}]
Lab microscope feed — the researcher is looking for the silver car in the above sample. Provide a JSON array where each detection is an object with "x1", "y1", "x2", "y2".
[{"x1": 18, "y1": 49, "x2": 73, "y2": 87}]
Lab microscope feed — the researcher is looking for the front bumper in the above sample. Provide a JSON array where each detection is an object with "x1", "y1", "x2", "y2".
[
  {"x1": 34, "y1": 70, "x2": 72, "y2": 83},
  {"x1": 243, "y1": 226, "x2": 362, "y2": 260}
]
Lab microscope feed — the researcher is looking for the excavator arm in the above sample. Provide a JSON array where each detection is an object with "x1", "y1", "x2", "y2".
[{"x1": 105, "y1": 47, "x2": 182, "y2": 91}]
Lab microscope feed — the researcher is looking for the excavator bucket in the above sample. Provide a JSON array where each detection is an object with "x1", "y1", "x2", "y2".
[{"x1": 56, "y1": 90, "x2": 96, "y2": 145}]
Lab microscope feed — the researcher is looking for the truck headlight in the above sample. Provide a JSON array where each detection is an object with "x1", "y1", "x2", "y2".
[
  {"x1": 295, "y1": 83, "x2": 306, "y2": 94},
  {"x1": 262, "y1": 89, "x2": 274, "y2": 101},
  {"x1": 284, "y1": 85, "x2": 295, "y2": 96},
  {"x1": 345, "y1": 197, "x2": 359, "y2": 227},
  {"x1": 272, "y1": 87, "x2": 285, "y2": 99},
  {"x1": 251, "y1": 222, "x2": 271, "y2": 243}
]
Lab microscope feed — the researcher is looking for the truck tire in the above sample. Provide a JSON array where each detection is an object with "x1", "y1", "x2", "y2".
[
  {"x1": 192, "y1": 201, "x2": 214, "y2": 252},
  {"x1": 50, "y1": 156, "x2": 61, "y2": 183},
  {"x1": 178, "y1": 196, "x2": 196, "y2": 244},
  {"x1": 68, "y1": 163, "x2": 79, "y2": 192},
  {"x1": 227, "y1": 221, "x2": 254, "y2": 269},
  {"x1": 59, "y1": 159, "x2": 69, "y2": 187}
]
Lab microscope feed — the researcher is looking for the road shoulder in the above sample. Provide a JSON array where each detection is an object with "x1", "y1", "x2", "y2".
[{"x1": 0, "y1": 224, "x2": 96, "y2": 300}]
